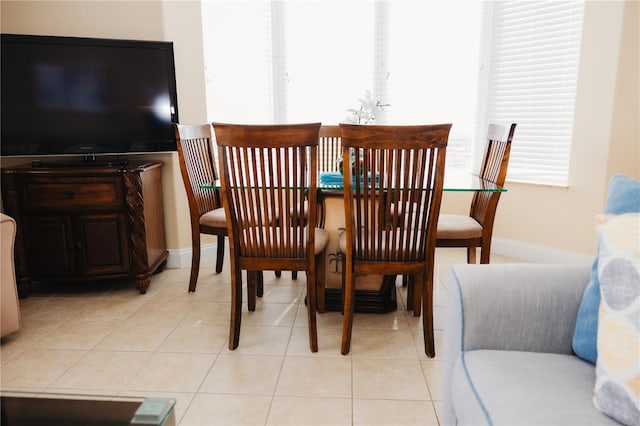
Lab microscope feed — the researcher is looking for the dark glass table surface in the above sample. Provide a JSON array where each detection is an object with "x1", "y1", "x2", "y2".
[{"x1": 0, "y1": 392, "x2": 176, "y2": 426}]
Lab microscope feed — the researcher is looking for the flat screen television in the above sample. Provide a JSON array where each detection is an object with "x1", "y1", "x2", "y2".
[{"x1": 1, "y1": 34, "x2": 179, "y2": 159}]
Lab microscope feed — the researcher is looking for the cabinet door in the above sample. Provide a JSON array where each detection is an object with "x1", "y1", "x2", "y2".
[
  {"x1": 74, "y1": 213, "x2": 130, "y2": 276},
  {"x1": 23, "y1": 215, "x2": 76, "y2": 276}
]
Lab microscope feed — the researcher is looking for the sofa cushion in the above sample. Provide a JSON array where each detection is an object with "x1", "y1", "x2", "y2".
[
  {"x1": 593, "y1": 213, "x2": 640, "y2": 425},
  {"x1": 451, "y1": 350, "x2": 619, "y2": 425},
  {"x1": 573, "y1": 175, "x2": 640, "y2": 364}
]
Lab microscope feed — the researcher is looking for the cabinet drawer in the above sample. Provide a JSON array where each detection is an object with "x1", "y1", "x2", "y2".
[{"x1": 23, "y1": 177, "x2": 124, "y2": 210}]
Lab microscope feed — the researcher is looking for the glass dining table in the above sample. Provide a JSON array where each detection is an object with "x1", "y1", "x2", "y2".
[
  {"x1": 314, "y1": 170, "x2": 504, "y2": 226},
  {"x1": 201, "y1": 170, "x2": 505, "y2": 192},
  {"x1": 200, "y1": 170, "x2": 505, "y2": 313},
  {"x1": 203, "y1": 170, "x2": 504, "y2": 224}
]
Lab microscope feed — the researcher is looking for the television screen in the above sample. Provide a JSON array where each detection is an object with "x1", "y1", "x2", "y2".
[{"x1": 1, "y1": 34, "x2": 179, "y2": 156}]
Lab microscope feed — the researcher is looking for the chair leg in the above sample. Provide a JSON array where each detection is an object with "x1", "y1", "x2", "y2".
[
  {"x1": 188, "y1": 234, "x2": 201, "y2": 292},
  {"x1": 257, "y1": 271, "x2": 264, "y2": 297},
  {"x1": 292, "y1": 271, "x2": 298, "y2": 280},
  {"x1": 316, "y1": 252, "x2": 326, "y2": 313},
  {"x1": 422, "y1": 272, "x2": 435, "y2": 358},
  {"x1": 480, "y1": 241, "x2": 491, "y2": 264},
  {"x1": 404, "y1": 275, "x2": 422, "y2": 316},
  {"x1": 467, "y1": 247, "x2": 477, "y2": 264},
  {"x1": 410, "y1": 275, "x2": 422, "y2": 316},
  {"x1": 307, "y1": 264, "x2": 319, "y2": 352},
  {"x1": 215, "y1": 235, "x2": 225, "y2": 273},
  {"x1": 341, "y1": 261, "x2": 355, "y2": 355},
  {"x1": 275, "y1": 270, "x2": 282, "y2": 278},
  {"x1": 247, "y1": 271, "x2": 257, "y2": 311},
  {"x1": 229, "y1": 262, "x2": 243, "y2": 350},
  {"x1": 340, "y1": 261, "x2": 346, "y2": 315}
]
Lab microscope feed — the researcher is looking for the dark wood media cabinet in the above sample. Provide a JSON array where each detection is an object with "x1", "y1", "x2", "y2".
[{"x1": 1, "y1": 160, "x2": 169, "y2": 297}]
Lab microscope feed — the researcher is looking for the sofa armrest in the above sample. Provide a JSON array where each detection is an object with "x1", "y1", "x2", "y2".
[
  {"x1": 445, "y1": 263, "x2": 591, "y2": 355},
  {"x1": 441, "y1": 263, "x2": 591, "y2": 426}
]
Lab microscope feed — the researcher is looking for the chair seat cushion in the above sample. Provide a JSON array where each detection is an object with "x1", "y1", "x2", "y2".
[
  {"x1": 451, "y1": 350, "x2": 619, "y2": 426},
  {"x1": 241, "y1": 227, "x2": 330, "y2": 256},
  {"x1": 199, "y1": 208, "x2": 227, "y2": 228},
  {"x1": 437, "y1": 214, "x2": 483, "y2": 239}
]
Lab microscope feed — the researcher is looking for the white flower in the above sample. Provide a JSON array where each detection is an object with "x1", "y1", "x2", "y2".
[{"x1": 345, "y1": 90, "x2": 390, "y2": 124}]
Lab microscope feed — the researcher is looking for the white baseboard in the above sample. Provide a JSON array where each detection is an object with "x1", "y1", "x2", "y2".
[
  {"x1": 492, "y1": 237, "x2": 593, "y2": 264},
  {"x1": 165, "y1": 238, "x2": 593, "y2": 269},
  {"x1": 166, "y1": 243, "x2": 218, "y2": 269}
]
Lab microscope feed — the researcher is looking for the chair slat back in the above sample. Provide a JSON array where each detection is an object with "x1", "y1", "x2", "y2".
[
  {"x1": 174, "y1": 123, "x2": 222, "y2": 218},
  {"x1": 214, "y1": 123, "x2": 321, "y2": 260},
  {"x1": 318, "y1": 125, "x2": 342, "y2": 174},
  {"x1": 340, "y1": 123, "x2": 451, "y2": 264},
  {"x1": 470, "y1": 123, "x2": 516, "y2": 226}
]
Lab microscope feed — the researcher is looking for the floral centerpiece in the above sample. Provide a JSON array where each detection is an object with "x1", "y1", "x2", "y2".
[
  {"x1": 339, "y1": 91, "x2": 390, "y2": 175},
  {"x1": 344, "y1": 90, "x2": 390, "y2": 124}
]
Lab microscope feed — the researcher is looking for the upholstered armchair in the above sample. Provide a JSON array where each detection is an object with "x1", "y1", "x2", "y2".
[{"x1": 1, "y1": 213, "x2": 21, "y2": 337}]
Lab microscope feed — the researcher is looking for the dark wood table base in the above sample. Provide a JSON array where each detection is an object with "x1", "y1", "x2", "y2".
[{"x1": 322, "y1": 275, "x2": 398, "y2": 314}]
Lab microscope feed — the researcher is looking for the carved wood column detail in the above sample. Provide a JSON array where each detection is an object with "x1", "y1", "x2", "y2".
[{"x1": 123, "y1": 169, "x2": 151, "y2": 293}]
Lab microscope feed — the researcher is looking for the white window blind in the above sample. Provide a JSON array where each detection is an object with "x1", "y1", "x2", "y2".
[
  {"x1": 482, "y1": 1, "x2": 584, "y2": 186},
  {"x1": 202, "y1": 1, "x2": 274, "y2": 123}
]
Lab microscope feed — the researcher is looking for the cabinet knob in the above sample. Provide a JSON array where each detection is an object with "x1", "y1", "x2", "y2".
[{"x1": 65, "y1": 191, "x2": 74, "y2": 199}]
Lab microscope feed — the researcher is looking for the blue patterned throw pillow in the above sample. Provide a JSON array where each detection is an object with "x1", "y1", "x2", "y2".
[
  {"x1": 572, "y1": 175, "x2": 640, "y2": 364},
  {"x1": 593, "y1": 213, "x2": 640, "y2": 426}
]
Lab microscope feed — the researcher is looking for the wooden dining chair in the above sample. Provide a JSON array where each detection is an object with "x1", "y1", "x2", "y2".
[
  {"x1": 436, "y1": 123, "x2": 516, "y2": 263},
  {"x1": 174, "y1": 123, "x2": 228, "y2": 292},
  {"x1": 277, "y1": 125, "x2": 342, "y2": 283},
  {"x1": 318, "y1": 125, "x2": 342, "y2": 174},
  {"x1": 404, "y1": 123, "x2": 516, "y2": 314},
  {"x1": 213, "y1": 122, "x2": 329, "y2": 352},
  {"x1": 338, "y1": 123, "x2": 451, "y2": 357}
]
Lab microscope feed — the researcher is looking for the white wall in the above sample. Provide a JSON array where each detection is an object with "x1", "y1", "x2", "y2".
[{"x1": 607, "y1": 0, "x2": 640, "y2": 180}]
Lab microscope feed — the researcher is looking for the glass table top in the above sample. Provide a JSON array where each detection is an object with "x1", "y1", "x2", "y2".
[{"x1": 201, "y1": 170, "x2": 506, "y2": 193}]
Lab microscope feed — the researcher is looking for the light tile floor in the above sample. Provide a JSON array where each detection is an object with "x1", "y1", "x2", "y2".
[{"x1": 0, "y1": 248, "x2": 520, "y2": 425}]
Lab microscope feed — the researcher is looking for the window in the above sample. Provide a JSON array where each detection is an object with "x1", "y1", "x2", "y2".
[
  {"x1": 480, "y1": 1, "x2": 584, "y2": 186},
  {"x1": 201, "y1": 0, "x2": 584, "y2": 185},
  {"x1": 202, "y1": 0, "x2": 482, "y2": 171}
]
